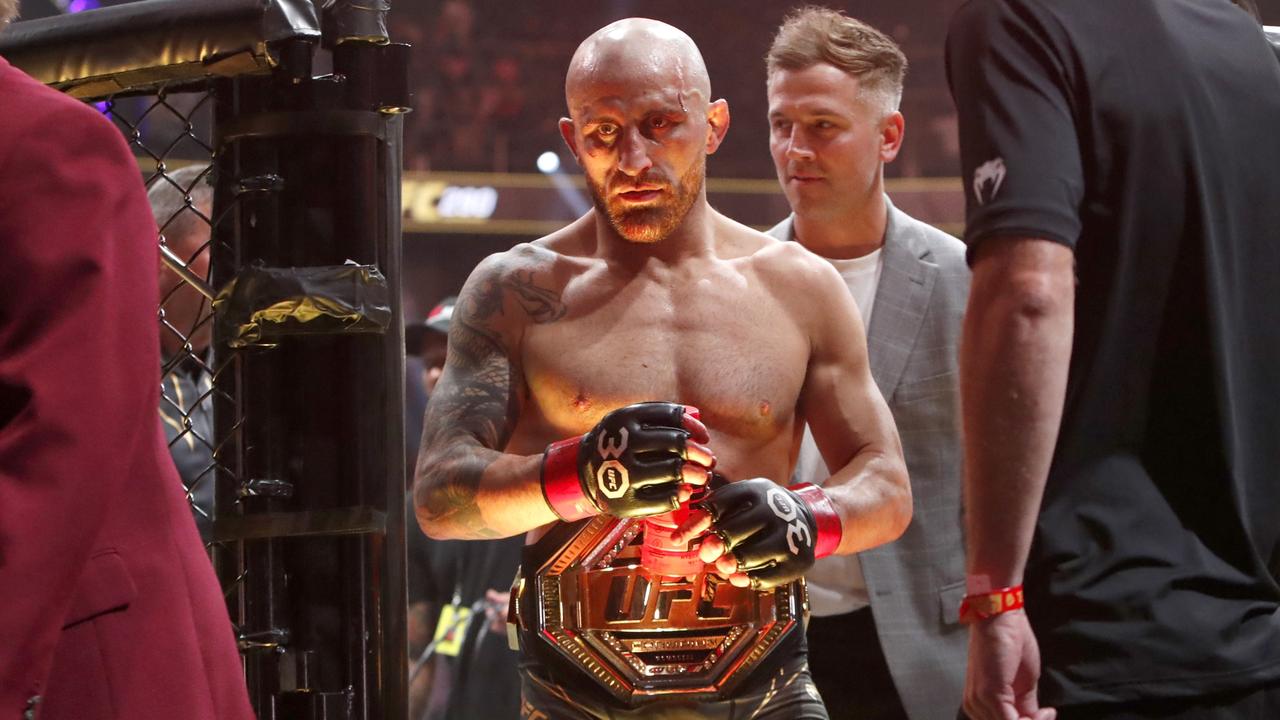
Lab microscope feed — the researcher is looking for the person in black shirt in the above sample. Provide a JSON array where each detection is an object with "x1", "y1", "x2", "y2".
[
  {"x1": 945, "y1": 1, "x2": 1280, "y2": 719},
  {"x1": 408, "y1": 533, "x2": 524, "y2": 720}
]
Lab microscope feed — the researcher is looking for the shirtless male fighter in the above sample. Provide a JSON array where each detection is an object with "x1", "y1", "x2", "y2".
[{"x1": 414, "y1": 18, "x2": 911, "y2": 719}]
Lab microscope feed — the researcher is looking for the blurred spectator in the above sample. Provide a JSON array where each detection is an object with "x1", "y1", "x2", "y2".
[
  {"x1": 435, "y1": 0, "x2": 476, "y2": 48},
  {"x1": 407, "y1": 297, "x2": 453, "y2": 395},
  {"x1": 432, "y1": 46, "x2": 490, "y2": 171},
  {"x1": 480, "y1": 55, "x2": 527, "y2": 171},
  {"x1": 148, "y1": 164, "x2": 217, "y2": 541}
]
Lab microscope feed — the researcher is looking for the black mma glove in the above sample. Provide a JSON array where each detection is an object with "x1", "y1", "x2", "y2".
[
  {"x1": 694, "y1": 478, "x2": 842, "y2": 589},
  {"x1": 541, "y1": 401, "x2": 712, "y2": 521}
]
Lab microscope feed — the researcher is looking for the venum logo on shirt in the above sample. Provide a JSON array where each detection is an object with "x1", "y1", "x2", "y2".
[{"x1": 973, "y1": 157, "x2": 1006, "y2": 206}]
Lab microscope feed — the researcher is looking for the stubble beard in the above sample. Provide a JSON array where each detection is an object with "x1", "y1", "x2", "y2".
[{"x1": 588, "y1": 157, "x2": 706, "y2": 244}]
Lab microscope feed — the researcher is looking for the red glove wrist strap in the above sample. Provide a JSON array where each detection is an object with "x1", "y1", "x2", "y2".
[
  {"x1": 958, "y1": 585, "x2": 1024, "y2": 624},
  {"x1": 790, "y1": 483, "x2": 843, "y2": 558},
  {"x1": 541, "y1": 437, "x2": 595, "y2": 521}
]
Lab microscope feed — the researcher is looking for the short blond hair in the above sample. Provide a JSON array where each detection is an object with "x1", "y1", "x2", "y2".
[{"x1": 767, "y1": 6, "x2": 907, "y2": 114}]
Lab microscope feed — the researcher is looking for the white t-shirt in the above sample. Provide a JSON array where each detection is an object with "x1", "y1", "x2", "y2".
[{"x1": 795, "y1": 248, "x2": 883, "y2": 616}]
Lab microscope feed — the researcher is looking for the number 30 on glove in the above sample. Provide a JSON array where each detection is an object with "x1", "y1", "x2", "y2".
[
  {"x1": 540, "y1": 401, "x2": 714, "y2": 521},
  {"x1": 686, "y1": 478, "x2": 843, "y2": 590}
]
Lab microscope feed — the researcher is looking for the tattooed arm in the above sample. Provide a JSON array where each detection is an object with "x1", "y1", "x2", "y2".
[{"x1": 413, "y1": 253, "x2": 565, "y2": 540}]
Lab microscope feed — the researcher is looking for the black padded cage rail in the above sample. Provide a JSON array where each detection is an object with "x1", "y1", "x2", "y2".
[{"x1": 0, "y1": 1, "x2": 409, "y2": 718}]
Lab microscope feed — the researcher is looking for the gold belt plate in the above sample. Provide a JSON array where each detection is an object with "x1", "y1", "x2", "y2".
[{"x1": 514, "y1": 515, "x2": 806, "y2": 704}]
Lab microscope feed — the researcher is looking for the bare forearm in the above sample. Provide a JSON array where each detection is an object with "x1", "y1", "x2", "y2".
[
  {"x1": 961, "y1": 241, "x2": 1074, "y2": 588},
  {"x1": 824, "y1": 450, "x2": 912, "y2": 554},
  {"x1": 413, "y1": 443, "x2": 553, "y2": 540}
]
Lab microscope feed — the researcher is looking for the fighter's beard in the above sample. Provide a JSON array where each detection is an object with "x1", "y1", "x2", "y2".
[{"x1": 588, "y1": 158, "x2": 705, "y2": 244}]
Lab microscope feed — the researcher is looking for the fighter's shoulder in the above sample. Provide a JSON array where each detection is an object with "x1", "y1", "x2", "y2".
[
  {"x1": 472, "y1": 242, "x2": 554, "y2": 279},
  {"x1": 465, "y1": 225, "x2": 580, "y2": 289},
  {"x1": 455, "y1": 227, "x2": 582, "y2": 333},
  {"x1": 529, "y1": 213, "x2": 598, "y2": 259},
  {"x1": 716, "y1": 213, "x2": 830, "y2": 272},
  {"x1": 747, "y1": 231, "x2": 846, "y2": 295}
]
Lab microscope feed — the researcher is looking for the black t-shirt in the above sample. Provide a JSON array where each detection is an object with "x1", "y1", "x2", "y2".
[
  {"x1": 407, "y1": 517, "x2": 524, "y2": 720},
  {"x1": 947, "y1": 0, "x2": 1280, "y2": 706}
]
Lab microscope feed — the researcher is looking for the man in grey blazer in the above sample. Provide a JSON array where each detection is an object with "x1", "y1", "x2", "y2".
[{"x1": 765, "y1": 8, "x2": 969, "y2": 720}]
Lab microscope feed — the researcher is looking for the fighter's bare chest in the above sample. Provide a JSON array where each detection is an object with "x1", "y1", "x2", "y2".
[{"x1": 520, "y1": 277, "x2": 808, "y2": 436}]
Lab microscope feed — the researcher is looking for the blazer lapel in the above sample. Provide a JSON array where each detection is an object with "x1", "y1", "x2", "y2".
[
  {"x1": 865, "y1": 201, "x2": 938, "y2": 398},
  {"x1": 766, "y1": 206, "x2": 938, "y2": 400}
]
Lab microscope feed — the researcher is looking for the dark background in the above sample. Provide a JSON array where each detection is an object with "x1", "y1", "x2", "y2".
[{"x1": 14, "y1": 0, "x2": 1280, "y2": 318}]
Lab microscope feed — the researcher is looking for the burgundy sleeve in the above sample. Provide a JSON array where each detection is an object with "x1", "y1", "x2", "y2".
[{"x1": 0, "y1": 90, "x2": 162, "y2": 705}]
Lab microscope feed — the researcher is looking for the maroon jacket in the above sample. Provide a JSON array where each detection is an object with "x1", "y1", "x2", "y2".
[{"x1": 0, "y1": 57, "x2": 254, "y2": 719}]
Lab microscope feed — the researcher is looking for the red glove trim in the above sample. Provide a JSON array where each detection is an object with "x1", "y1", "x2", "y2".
[
  {"x1": 790, "y1": 483, "x2": 842, "y2": 558},
  {"x1": 541, "y1": 437, "x2": 596, "y2": 521}
]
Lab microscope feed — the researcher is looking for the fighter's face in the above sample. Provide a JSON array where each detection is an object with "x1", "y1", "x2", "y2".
[
  {"x1": 767, "y1": 63, "x2": 900, "y2": 222},
  {"x1": 563, "y1": 79, "x2": 719, "y2": 244}
]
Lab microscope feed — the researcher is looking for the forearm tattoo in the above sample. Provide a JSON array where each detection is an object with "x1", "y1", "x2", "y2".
[{"x1": 415, "y1": 267, "x2": 566, "y2": 537}]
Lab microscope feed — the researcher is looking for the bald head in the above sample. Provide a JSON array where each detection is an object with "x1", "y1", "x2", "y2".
[
  {"x1": 558, "y1": 18, "x2": 731, "y2": 245},
  {"x1": 566, "y1": 18, "x2": 711, "y2": 115}
]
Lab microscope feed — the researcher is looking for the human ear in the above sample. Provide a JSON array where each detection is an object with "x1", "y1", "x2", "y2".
[
  {"x1": 880, "y1": 111, "x2": 904, "y2": 163},
  {"x1": 558, "y1": 117, "x2": 581, "y2": 162},
  {"x1": 705, "y1": 99, "x2": 731, "y2": 155}
]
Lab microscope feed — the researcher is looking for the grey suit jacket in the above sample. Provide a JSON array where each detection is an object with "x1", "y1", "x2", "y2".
[{"x1": 768, "y1": 200, "x2": 969, "y2": 720}]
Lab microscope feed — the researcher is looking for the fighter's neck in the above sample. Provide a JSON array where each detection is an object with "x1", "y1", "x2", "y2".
[
  {"x1": 596, "y1": 200, "x2": 719, "y2": 268},
  {"x1": 792, "y1": 193, "x2": 887, "y2": 261}
]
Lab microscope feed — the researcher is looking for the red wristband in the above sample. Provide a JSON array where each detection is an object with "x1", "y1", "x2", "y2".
[
  {"x1": 958, "y1": 585, "x2": 1024, "y2": 624},
  {"x1": 541, "y1": 437, "x2": 596, "y2": 521},
  {"x1": 790, "y1": 483, "x2": 842, "y2": 558}
]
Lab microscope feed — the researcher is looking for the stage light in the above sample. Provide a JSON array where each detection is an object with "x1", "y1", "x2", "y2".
[{"x1": 537, "y1": 151, "x2": 560, "y2": 174}]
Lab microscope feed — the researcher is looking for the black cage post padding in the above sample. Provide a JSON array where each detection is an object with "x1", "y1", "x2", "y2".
[
  {"x1": 0, "y1": 0, "x2": 320, "y2": 99},
  {"x1": 212, "y1": 36, "x2": 409, "y2": 720},
  {"x1": 319, "y1": 0, "x2": 391, "y2": 48}
]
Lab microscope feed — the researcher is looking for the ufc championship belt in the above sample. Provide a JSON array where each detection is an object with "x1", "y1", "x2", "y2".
[{"x1": 511, "y1": 511, "x2": 807, "y2": 705}]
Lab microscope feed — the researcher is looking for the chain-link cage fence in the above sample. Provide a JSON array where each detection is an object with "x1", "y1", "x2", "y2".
[
  {"x1": 121, "y1": 85, "x2": 255, "y2": 642},
  {"x1": 122, "y1": 87, "x2": 230, "y2": 547},
  {"x1": 0, "y1": 2, "x2": 410, "y2": 718}
]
